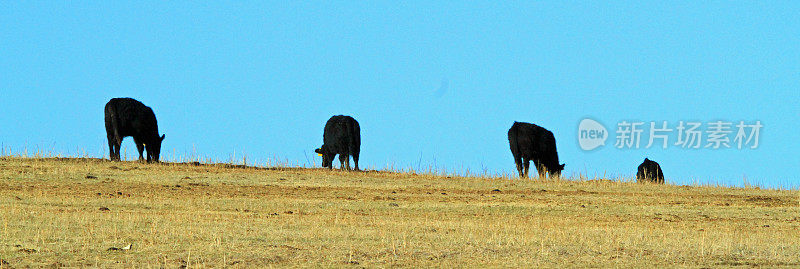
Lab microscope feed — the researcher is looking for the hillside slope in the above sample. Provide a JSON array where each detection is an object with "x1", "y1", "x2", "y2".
[{"x1": 0, "y1": 157, "x2": 798, "y2": 267}]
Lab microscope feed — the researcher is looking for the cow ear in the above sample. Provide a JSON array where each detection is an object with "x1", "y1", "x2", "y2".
[
  {"x1": 160, "y1": 134, "x2": 166, "y2": 141},
  {"x1": 559, "y1": 164, "x2": 565, "y2": 170}
]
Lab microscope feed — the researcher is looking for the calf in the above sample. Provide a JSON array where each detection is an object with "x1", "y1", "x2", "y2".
[
  {"x1": 636, "y1": 158, "x2": 664, "y2": 184},
  {"x1": 104, "y1": 98, "x2": 165, "y2": 162},
  {"x1": 315, "y1": 115, "x2": 360, "y2": 171},
  {"x1": 508, "y1": 121, "x2": 565, "y2": 178}
]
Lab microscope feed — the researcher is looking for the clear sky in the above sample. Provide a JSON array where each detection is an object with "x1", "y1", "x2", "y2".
[{"x1": 1, "y1": 2, "x2": 798, "y2": 188}]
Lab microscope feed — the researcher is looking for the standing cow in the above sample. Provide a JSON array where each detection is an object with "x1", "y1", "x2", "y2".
[
  {"x1": 508, "y1": 121, "x2": 565, "y2": 178},
  {"x1": 104, "y1": 98, "x2": 165, "y2": 162},
  {"x1": 315, "y1": 115, "x2": 360, "y2": 171},
  {"x1": 636, "y1": 158, "x2": 664, "y2": 184}
]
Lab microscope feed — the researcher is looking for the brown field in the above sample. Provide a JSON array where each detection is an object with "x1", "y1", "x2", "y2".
[{"x1": 0, "y1": 157, "x2": 798, "y2": 268}]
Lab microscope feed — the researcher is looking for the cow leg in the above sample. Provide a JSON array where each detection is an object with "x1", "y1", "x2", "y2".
[
  {"x1": 112, "y1": 137, "x2": 122, "y2": 161},
  {"x1": 108, "y1": 138, "x2": 118, "y2": 161},
  {"x1": 114, "y1": 142, "x2": 121, "y2": 161},
  {"x1": 106, "y1": 119, "x2": 121, "y2": 161},
  {"x1": 339, "y1": 154, "x2": 348, "y2": 171},
  {"x1": 352, "y1": 153, "x2": 360, "y2": 171},
  {"x1": 137, "y1": 145, "x2": 145, "y2": 162},
  {"x1": 514, "y1": 157, "x2": 524, "y2": 178},
  {"x1": 535, "y1": 161, "x2": 547, "y2": 179},
  {"x1": 107, "y1": 138, "x2": 114, "y2": 161},
  {"x1": 133, "y1": 138, "x2": 145, "y2": 162},
  {"x1": 326, "y1": 154, "x2": 334, "y2": 169},
  {"x1": 115, "y1": 141, "x2": 122, "y2": 161},
  {"x1": 522, "y1": 158, "x2": 531, "y2": 178}
]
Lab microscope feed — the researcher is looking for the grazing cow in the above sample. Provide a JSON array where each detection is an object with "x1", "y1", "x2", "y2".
[
  {"x1": 104, "y1": 98, "x2": 165, "y2": 162},
  {"x1": 508, "y1": 121, "x2": 565, "y2": 178},
  {"x1": 636, "y1": 158, "x2": 664, "y2": 184},
  {"x1": 315, "y1": 115, "x2": 360, "y2": 171}
]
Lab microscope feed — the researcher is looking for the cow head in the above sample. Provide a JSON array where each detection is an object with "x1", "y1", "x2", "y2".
[
  {"x1": 315, "y1": 145, "x2": 333, "y2": 168},
  {"x1": 146, "y1": 134, "x2": 166, "y2": 163},
  {"x1": 552, "y1": 163, "x2": 565, "y2": 177}
]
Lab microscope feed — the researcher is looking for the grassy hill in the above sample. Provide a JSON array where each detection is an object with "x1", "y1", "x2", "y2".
[{"x1": 0, "y1": 157, "x2": 798, "y2": 267}]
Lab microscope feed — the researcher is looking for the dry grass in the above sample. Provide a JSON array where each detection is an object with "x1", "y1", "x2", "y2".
[{"x1": 0, "y1": 156, "x2": 798, "y2": 268}]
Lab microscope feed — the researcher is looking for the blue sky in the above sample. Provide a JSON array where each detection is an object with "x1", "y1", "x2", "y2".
[{"x1": 1, "y1": 2, "x2": 798, "y2": 188}]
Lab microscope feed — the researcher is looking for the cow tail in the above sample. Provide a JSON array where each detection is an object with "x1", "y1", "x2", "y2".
[
  {"x1": 352, "y1": 120, "x2": 361, "y2": 156},
  {"x1": 512, "y1": 125, "x2": 521, "y2": 160},
  {"x1": 106, "y1": 105, "x2": 120, "y2": 142}
]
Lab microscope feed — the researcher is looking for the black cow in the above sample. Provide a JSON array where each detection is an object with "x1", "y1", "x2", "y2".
[
  {"x1": 508, "y1": 121, "x2": 565, "y2": 178},
  {"x1": 104, "y1": 98, "x2": 165, "y2": 162},
  {"x1": 636, "y1": 158, "x2": 664, "y2": 184},
  {"x1": 315, "y1": 115, "x2": 360, "y2": 171}
]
